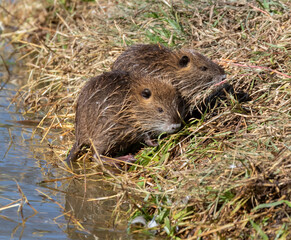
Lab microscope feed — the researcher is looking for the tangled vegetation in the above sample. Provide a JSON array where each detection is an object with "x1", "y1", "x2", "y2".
[{"x1": 2, "y1": 0, "x2": 291, "y2": 239}]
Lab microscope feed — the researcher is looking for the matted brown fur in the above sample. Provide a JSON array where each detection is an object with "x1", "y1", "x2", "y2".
[
  {"x1": 66, "y1": 70, "x2": 184, "y2": 162},
  {"x1": 112, "y1": 44, "x2": 226, "y2": 110}
]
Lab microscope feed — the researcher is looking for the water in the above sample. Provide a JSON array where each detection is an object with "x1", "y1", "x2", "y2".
[
  {"x1": 0, "y1": 82, "x2": 67, "y2": 240},
  {"x1": 0, "y1": 42, "x2": 152, "y2": 240}
]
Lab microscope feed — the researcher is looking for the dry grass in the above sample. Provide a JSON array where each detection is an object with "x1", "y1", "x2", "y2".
[{"x1": 2, "y1": 0, "x2": 291, "y2": 238}]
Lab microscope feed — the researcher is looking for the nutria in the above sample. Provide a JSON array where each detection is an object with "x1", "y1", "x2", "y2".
[
  {"x1": 112, "y1": 44, "x2": 227, "y2": 113},
  {"x1": 66, "y1": 70, "x2": 184, "y2": 165}
]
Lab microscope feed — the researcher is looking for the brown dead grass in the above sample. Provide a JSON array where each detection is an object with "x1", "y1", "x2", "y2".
[{"x1": 2, "y1": 0, "x2": 291, "y2": 238}]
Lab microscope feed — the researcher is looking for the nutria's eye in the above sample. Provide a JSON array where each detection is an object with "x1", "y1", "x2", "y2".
[
  {"x1": 200, "y1": 66, "x2": 208, "y2": 71},
  {"x1": 179, "y1": 56, "x2": 190, "y2": 67},
  {"x1": 157, "y1": 107, "x2": 164, "y2": 113},
  {"x1": 141, "y1": 88, "x2": 151, "y2": 99}
]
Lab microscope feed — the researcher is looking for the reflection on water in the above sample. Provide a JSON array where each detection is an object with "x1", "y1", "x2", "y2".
[
  {"x1": 65, "y1": 175, "x2": 158, "y2": 240},
  {"x1": 65, "y1": 177, "x2": 129, "y2": 239}
]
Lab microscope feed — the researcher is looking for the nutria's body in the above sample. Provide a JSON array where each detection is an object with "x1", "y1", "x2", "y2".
[
  {"x1": 112, "y1": 44, "x2": 227, "y2": 112},
  {"x1": 66, "y1": 70, "x2": 184, "y2": 163}
]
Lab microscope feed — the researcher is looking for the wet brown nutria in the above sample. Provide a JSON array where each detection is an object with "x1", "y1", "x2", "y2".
[
  {"x1": 112, "y1": 44, "x2": 227, "y2": 113},
  {"x1": 66, "y1": 70, "x2": 184, "y2": 165}
]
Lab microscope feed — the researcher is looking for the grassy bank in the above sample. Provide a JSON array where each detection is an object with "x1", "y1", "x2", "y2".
[{"x1": 2, "y1": 0, "x2": 291, "y2": 238}]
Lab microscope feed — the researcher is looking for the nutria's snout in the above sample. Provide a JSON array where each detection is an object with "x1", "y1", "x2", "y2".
[
  {"x1": 163, "y1": 112, "x2": 182, "y2": 134},
  {"x1": 154, "y1": 111, "x2": 182, "y2": 134},
  {"x1": 213, "y1": 74, "x2": 228, "y2": 86},
  {"x1": 167, "y1": 122, "x2": 182, "y2": 134},
  {"x1": 156, "y1": 122, "x2": 181, "y2": 135}
]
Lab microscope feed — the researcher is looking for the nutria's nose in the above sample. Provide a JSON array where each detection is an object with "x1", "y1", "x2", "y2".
[
  {"x1": 170, "y1": 123, "x2": 181, "y2": 133},
  {"x1": 214, "y1": 74, "x2": 227, "y2": 83}
]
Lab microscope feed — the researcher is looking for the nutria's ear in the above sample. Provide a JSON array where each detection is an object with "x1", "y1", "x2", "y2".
[
  {"x1": 141, "y1": 88, "x2": 152, "y2": 99},
  {"x1": 179, "y1": 56, "x2": 190, "y2": 67}
]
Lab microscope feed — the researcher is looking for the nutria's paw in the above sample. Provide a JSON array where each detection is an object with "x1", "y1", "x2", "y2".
[
  {"x1": 115, "y1": 154, "x2": 137, "y2": 163},
  {"x1": 144, "y1": 138, "x2": 158, "y2": 147}
]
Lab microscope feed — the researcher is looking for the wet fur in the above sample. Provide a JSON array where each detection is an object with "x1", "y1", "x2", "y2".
[{"x1": 66, "y1": 70, "x2": 184, "y2": 163}]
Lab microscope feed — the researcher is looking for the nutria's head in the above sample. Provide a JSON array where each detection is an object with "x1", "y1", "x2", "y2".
[
  {"x1": 129, "y1": 76, "x2": 184, "y2": 136},
  {"x1": 171, "y1": 49, "x2": 226, "y2": 104}
]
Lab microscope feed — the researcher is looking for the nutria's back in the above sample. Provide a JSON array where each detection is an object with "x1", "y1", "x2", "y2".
[
  {"x1": 112, "y1": 44, "x2": 226, "y2": 109},
  {"x1": 67, "y1": 70, "x2": 184, "y2": 162}
]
